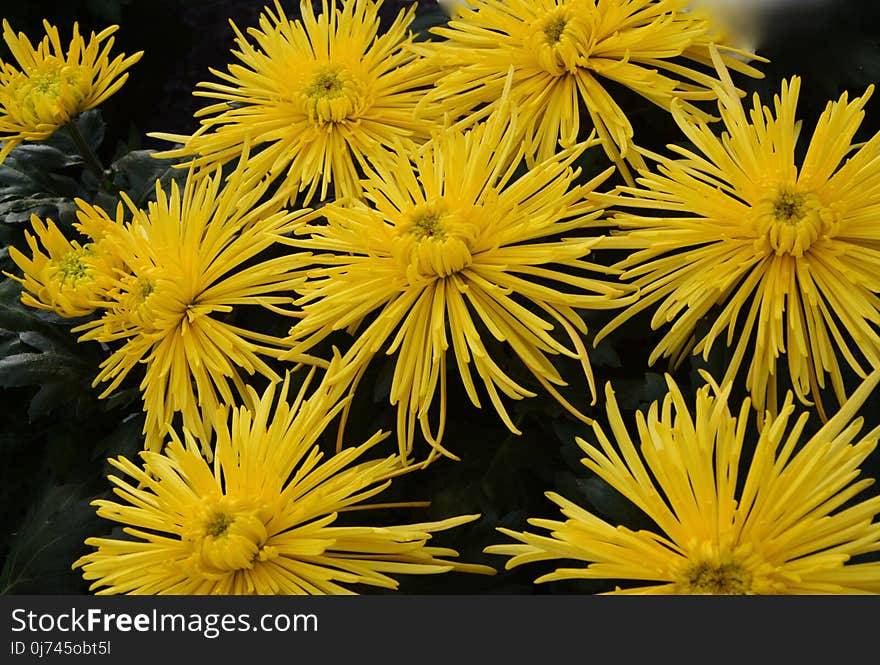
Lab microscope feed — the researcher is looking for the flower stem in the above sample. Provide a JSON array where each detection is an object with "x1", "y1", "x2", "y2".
[{"x1": 66, "y1": 121, "x2": 115, "y2": 193}]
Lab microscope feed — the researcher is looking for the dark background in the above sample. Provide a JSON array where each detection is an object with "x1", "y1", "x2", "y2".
[{"x1": 3, "y1": 1, "x2": 879, "y2": 158}]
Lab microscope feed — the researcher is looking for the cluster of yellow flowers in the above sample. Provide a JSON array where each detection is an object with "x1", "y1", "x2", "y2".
[{"x1": 2, "y1": 0, "x2": 880, "y2": 594}]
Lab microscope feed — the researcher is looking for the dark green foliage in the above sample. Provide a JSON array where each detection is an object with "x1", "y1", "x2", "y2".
[
  {"x1": 0, "y1": 105, "x2": 149, "y2": 592},
  {"x1": 0, "y1": 261, "x2": 143, "y2": 594},
  {"x1": 110, "y1": 149, "x2": 189, "y2": 207},
  {"x1": 0, "y1": 111, "x2": 105, "y2": 226},
  {"x1": 0, "y1": 484, "x2": 106, "y2": 594}
]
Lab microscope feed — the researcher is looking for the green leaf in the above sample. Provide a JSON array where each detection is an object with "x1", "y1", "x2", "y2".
[
  {"x1": 0, "y1": 279, "x2": 38, "y2": 333},
  {"x1": 18, "y1": 326, "x2": 72, "y2": 358},
  {"x1": 101, "y1": 386, "x2": 141, "y2": 412},
  {"x1": 0, "y1": 350, "x2": 90, "y2": 388},
  {"x1": 0, "y1": 318, "x2": 104, "y2": 420},
  {"x1": 0, "y1": 165, "x2": 81, "y2": 207},
  {"x1": 0, "y1": 483, "x2": 104, "y2": 594},
  {"x1": 8, "y1": 143, "x2": 82, "y2": 172},
  {"x1": 28, "y1": 382, "x2": 77, "y2": 422},
  {"x1": 0, "y1": 162, "x2": 42, "y2": 199},
  {"x1": 0, "y1": 194, "x2": 79, "y2": 225},
  {"x1": 0, "y1": 333, "x2": 25, "y2": 359},
  {"x1": 43, "y1": 110, "x2": 105, "y2": 156},
  {"x1": 111, "y1": 149, "x2": 188, "y2": 206},
  {"x1": 92, "y1": 413, "x2": 144, "y2": 462},
  {"x1": 17, "y1": 330, "x2": 63, "y2": 353},
  {"x1": 0, "y1": 115, "x2": 104, "y2": 227}
]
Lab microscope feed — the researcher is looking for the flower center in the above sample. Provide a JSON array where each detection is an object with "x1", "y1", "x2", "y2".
[
  {"x1": 527, "y1": 5, "x2": 595, "y2": 76},
  {"x1": 412, "y1": 211, "x2": 447, "y2": 240},
  {"x1": 183, "y1": 497, "x2": 274, "y2": 577},
  {"x1": 773, "y1": 189, "x2": 806, "y2": 222},
  {"x1": 2, "y1": 59, "x2": 90, "y2": 127},
  {"x1": 753, "y1": 186, "x2": 835, "y2": 257},
  {"x1": 544, "y1": 16, "x2": 568, "y2": 44},
  {"x1": 52, "y1": 248, "x2": 92, "y2": 287},
  {"x1": 139, "y1": 278, "x2": 154, "y2": 300},
  {"x1": 307, "y1": 69, "x2": 345, "y2": 99},
  {"x1": 393, "y1": 200, "x2": 477, "y2": 279},
  {"x1": 302, "y1": 65, "x2": 368, "y2": 126},
  {"x1": 683, "y1": 560, "x2": 752, "y2": 595},
  {"x1": 32, "y1": 73, "x2": 62, "y2": 97},
  {"x1": 126, "y1": 275, "x2": 155, "y2": 306},
  {"x1": 109, "y1": 271, "x2": 162, "y2": 331},
  {"x1": 205, "y1": 510, "x2": 235, "y2": 537}
]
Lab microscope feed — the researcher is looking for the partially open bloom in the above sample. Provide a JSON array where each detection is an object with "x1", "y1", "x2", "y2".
[
  {"x1": 0, "y1": 19, "x2": 142, "y2": 162},
  {"x1": 74, "y1": 374, "x2": 494, "y2": 594},
  {"x1": 6, "y1": 215, "x2": 112, "y2": 318},
  {"x1": 596, "y1": 47, "x2": 880, "y2": 419},
  {"x1": 71, "y1": 158, "x2": 321, "y2": 453},
  {"x1": 279, "y1": 94, "x2": 633, "y2": 460},
  {"x1": 486, "y1": 370, "x2": 880, "y2": 594},
  {"x1": 416, "y1": 0, "x2": 763, "y2": 184},
  {"x1": 151, "y1": 0, "x2": 442, "y2": 204}
]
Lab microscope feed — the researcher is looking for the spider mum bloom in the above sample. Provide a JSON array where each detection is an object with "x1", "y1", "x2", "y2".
[
  {"x1": 416, "y1": 0, "x2": 763, "y2": 184},
  {"x1": 71, "y1": 159, "x2": 322, "y2": 454},
  {"x1": 486, "y1": 370, "x2": 880, "y2": 594},
  {"x1": 280, "y1": 96, "x2": 633, "y2": 460},
  {"x1": 0, "y1": 19, "x2": 142, "y2": 162},
  {"x1": 5, "y1": 214, "x2": 115, "y2": 318},
  {"x1": 74, "y1": 374, "x2": 494, "y2": 594},
  {"x1": 151, "y1": 0, "x2": 442, "y2": 204},
  {"x1": 596, "y1": 47, "x2": 880, "y2": 419}
]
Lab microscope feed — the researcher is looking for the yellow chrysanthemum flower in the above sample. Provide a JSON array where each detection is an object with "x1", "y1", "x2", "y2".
[
  {"x1": 0, "y1": 19, "x2": 142, "y2": 162},
  {"x1": 279, "y1": 94, "x2": 633, "y2": 460},
  {"x1": 416, "y1": 0, "x2": 763, "y2": 184},
  {"x1": 74, "y1": 373, "x2": 495, "y2": 594},
  {"x1": 596, "y1": 46, "x2": 880, "y2": 420},
  {"x1": 5, "y1": 214, "x2": 113, "y2": 318},
  {"x1": 151, "y1": 0, "x2": 442, "y2": 204},
  {"x1": 486, "y1": 370, "x2": 880, "y2": 594},
  {"x1": 71, "y1": 158, "x2": 322, "y2": 454}
]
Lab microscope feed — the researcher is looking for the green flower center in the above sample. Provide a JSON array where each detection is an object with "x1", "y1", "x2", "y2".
[
  {"x1": 685, "y1": 561, "x2": 751, "y2": 595},
  {"x1": 184, "y1": 498, "x2": 274, "y2": 575},
  {"x1": 302, "y1": 65, "x2": 368, "y2": 125},
  {"x1": 139, "y1": 278, "x2": 154, "y2": 300},
  {"x1": 31, "y1": 72, "x2": 62, "y2": 98},
  {"x1": 754, "y1": 186, "x2": 836, "y2": 257},
  {"x1": 530, "y1": 8, "x2": 591, "y2": 76},
  {"x1": 412, "y1": 212, "x2": 447, "y2": 240},
  {"x1": 773, "y1": 190, "x2": 806, "y2": 223},
  {"x1": 4, "y1": 59, "x2": 90, "y2": 126},
  {"x1": 306, "y1": 70, "x2": 345, "y2": 100},
  {"x1": 544, "y1": 17, "x2": 568, "y2": 44},
  {"x1": 394, "y1": 201, "x2": 477, "y2": 279},
  {"x1": 55, "y1": 249, "x2": 90, "y2": 286},
  {"x1": 111, "y1": 272, "x2": 162, "y2": 330},
  {"x1": 205, "y1": 510, "x2": 235, "y2": 538}
]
